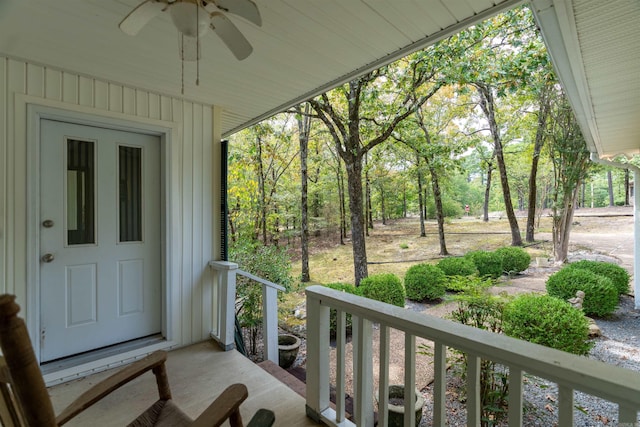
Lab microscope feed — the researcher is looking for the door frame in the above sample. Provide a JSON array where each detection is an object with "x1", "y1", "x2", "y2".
[{"x1": 24, "y1": 100, "x2": 179, "y2": 368}]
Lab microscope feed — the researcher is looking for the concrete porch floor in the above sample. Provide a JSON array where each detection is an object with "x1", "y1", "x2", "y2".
[{"x1": 48, "y1": 341, "x2": 318, "y2": 426}]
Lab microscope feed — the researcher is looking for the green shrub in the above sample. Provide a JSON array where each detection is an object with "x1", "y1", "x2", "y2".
[
  {"x1": 426, "y1": 198, "x2": 463, "y2": 218},
  {"x1": 322, "y1": 283, "x2": 360, "y2": 337},
  {"x1": 444, "y1": 275, "x2": 494, "y2": 293},
  {"x1": 465, "y1": 250, "x2": 503, "y2": 279},
  {"x1": 230, "y1": 239, "x2": 292, "y2": 356},
  {"x1": 567, "y1": 260, "x2": 630, "y2": 295},
  {"x1": 359, "y1": 273, "x2": 406, "y2": 307},
  {"x1": 546, "y1": 268, "x2": 618, "y2": 317},
  {"x1": 448, "y1": 288, "x2": 510, "y2": 332},
  {"x1": 503, "y1": 294, "x2": 593, "y2": 356},
  {"x1": 404, "y1": 264, "x2": 446, "y2": 301},
  {"x1": 495, "y1": 247, "x2": 531, "y2": 275},
  {"x1": 436, "y1": 257, "x2": 478, "y2": 277}
]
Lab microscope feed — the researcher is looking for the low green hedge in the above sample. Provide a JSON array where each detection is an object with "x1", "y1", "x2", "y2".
[
  {"x1": 464, "y1": 250, "x2": 503, "y2": 279},
  {"x1": 436, "y1": 257, "x2": 478, "y2": 277},
  {"x1": 359, "y1": 273, "x2": 406, "y2": 307},
  {"x1": 546, "y1": 267, "x2": 618, "y2": 317},
  {"x1": 495, "y1": 247, "x2": 531, "y2": 275},
  {"x1": 567, "y1": 260, "x2": 630, "y2": 295},
  {"x1": 404, "y1": 264, "x2": 446, "y2": 301},
  {"x1": 503, "y1": 294, "x2": 593, "y2": 355},
  {"x1": 443, "y1": 275, "x2": 494, "y2": 293}
]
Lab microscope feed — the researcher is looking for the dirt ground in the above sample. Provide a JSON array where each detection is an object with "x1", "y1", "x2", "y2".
[{"x1": 290, "y1": 206, "x2": 636, "y2": 396}]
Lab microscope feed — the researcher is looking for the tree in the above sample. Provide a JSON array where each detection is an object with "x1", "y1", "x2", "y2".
[
  {"x1": 294, "y1": 103, "x2": 312, "y2": 282},
  {"x1": 409, "y1": 89, "x2": 471, "y2": 255},
  {"x1": 526, "y1": 79, "x2": 554, "y2": 242},
  {"x1": 548, "y1": 93, "x2": 591, "y2": 263},
  {"x1": 474, "y1": 82, "x2": 522, "y2": 245},
  {"x1": 229, "y1": 117, "x2": 299, "y2": 244},
  {"x1": 309, "y1": 55, "x2": 444, "y2": 285},
  {"x1": 448, "y1": 7, "x2": 549, "y2": 246}
]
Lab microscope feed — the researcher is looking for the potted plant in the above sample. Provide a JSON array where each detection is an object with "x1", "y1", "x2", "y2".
[
  {"x1": 376, "y1": 385, "x2": 425, "y2": 427},
  {"x1": 277, "y1": 334, "x2": 301, "y2": 369}
]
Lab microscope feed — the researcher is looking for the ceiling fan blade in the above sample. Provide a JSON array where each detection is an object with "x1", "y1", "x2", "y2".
[
  {"x1": 119, "y1": 0, "x2": 166, "y2": 36},
  {"x1": 179, "y1": 34, "x2": 200, "y2": 61},
  {"x1": 210, "y1": 13, "x2": 253, "y2": 60},
  {"x1": 206, "y1": 0, "x2": 261, "y2": 27}
]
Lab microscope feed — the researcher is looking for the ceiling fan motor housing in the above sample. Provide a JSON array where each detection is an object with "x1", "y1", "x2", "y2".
[{"x1": 170, "y1": 1, "x2": 210, "y2": 37}]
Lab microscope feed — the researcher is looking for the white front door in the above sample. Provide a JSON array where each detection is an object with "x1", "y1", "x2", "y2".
[{"x1": 39, "y1": 119, "x2": 162, "y2": 362}]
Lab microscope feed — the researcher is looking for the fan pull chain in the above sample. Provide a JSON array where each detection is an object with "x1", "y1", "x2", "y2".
[
  {"x1": 181, "y1": 32, "x2": 185, "y2": 95},
  {"x1": 196, "y1": 2, "x2": 200, "y2": 86}
]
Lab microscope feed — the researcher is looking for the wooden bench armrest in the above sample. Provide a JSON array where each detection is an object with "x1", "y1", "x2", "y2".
[
  {"x1": 190, "y1": 384, "x2": 275, "y2": 427},
  {"x1": 190, "y1": 383, "x2": 248, "y2": 427},
  {"x1": 56, "y1": 351, "x2": 169, "y2": 425}
]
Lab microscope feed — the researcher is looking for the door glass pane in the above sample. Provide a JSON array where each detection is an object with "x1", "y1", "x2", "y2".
[
  {"x1": 119, "y1": 146, "x2": 142, "y2": 242},
  {"x1": 67, "y1": 139, "x2": 95, "y2": 245}
]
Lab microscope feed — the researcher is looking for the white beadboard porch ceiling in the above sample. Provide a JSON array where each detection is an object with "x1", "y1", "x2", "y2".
[{"x1": 0, "y1": 1, "x2": 638, "y2": 159}]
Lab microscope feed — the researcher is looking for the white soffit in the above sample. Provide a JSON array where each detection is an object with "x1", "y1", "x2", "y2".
[
  {"x1": 0, "y1": 0, "x2": 522, "y2": 136},
  {"x1": 533, "y1": 0, "x2": 640, "y2": 159}
]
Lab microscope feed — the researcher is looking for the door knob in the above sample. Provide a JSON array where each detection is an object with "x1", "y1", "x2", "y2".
[
  {"x1": 41, "y1": 253, "x2": 55, "y2": 263},
  {"x1": 42, "y1": 219, "x2": 54, "y2": 228}
]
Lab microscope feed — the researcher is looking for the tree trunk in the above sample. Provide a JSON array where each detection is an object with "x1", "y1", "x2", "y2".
[
  {"x1": 337, "y1": 167, "x2": 346, "y2": 245},
  {"x1": 271, "y1": 168, "x2": 279, "y2": 246},
  {"x1": 423, "y1": 187, "x2": 429, "y2": 220},
  {"x1": 549, "y1": 95, "x2": 590, "y2": 263},
  {"x1": 526, "y1": 83, "x2": 551, "y2": 242},
  {"x1": 625, "y1": 169, "x2": 630, "y2": 206},
  {"x1": 345, "y1": 156, "x2": 368, "y2": 285},
  {"x1": 364, "y1": 155, "x2": 371, "y2": 235},
  {"x1": 417, "y1": 154, "x2": 426, "y2": 237},
  {"x1": 256, "y1": 136, "x2": 267, "y2": 243},
  {"x1": 297, "y1": 104, "x2": 311, "y2": 282},
  {"x1": 476, "y1": 84, "x2": 522, "y2": 245},
  {"x1": 483, "y1": 162, "x2": 493, "y2": 222},
  {"x1": 228, "y1": 203, "x2": 237, "y2": 243},
  {"x1": 429, "y1": 164, "x2": 448, "y2": 255},
  {"x1": 340, "y1": 172, "x2": 347, "y2": 245},
  {"x1": 525, "y1": 143, "x2": 541, "y2": 241},
  {"x1": 403, "y1": 184, "x2": 407, "y2": 218},
  {"x1": 553, "y1": 185, "x2": 579, "y2": 263},
  {"x1": 607, "y1": 170, "x2": 614, "y2": 206},
  {"x1": 366, "y1": 162, "x2": 373, "y2": 231},
  {"x1": 380, "y1": 184, "x2": 386, "y2": 225}
]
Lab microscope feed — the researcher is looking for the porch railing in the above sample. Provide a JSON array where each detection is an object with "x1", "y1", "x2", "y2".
[
  {"x1": 305, "y1": 285, "x2": 640, "y2": 427},
  {"x1": 208, "y1": 261, "x2": 285, "y2": 363}
]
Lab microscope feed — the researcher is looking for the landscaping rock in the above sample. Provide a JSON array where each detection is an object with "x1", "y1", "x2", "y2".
[{"x1": 587, "y1": 317, "x2": 601, "y2": 337}]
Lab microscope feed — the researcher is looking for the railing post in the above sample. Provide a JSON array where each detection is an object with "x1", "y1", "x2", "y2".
[
  {"x1": 262, "y1": 284, "x2": 278, "y2": 363},
  {"x1": 305, "y1": 291, "x2": 330, "y2": 422},
  {"x1": 208, "y1": 260, "x2": 238, "y2": 351},
  {"x1": 354, "y1": 315, "x2": 374, "y2": 427},
  {"x1": 467, "y1": 353, "x2": 481, "y2": 427}
]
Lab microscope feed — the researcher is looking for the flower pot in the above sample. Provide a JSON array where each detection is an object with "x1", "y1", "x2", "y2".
[
  {"x1": 376, "y1": 385, "x2": 424, "y2": 427},
  {"x1": 277, "y1": 334, "x2": 301, "y2": 369}
]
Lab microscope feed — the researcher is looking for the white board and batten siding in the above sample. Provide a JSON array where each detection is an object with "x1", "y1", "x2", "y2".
[{"x1": 0, "y1": 56, "x2": 224, "y2": 357}]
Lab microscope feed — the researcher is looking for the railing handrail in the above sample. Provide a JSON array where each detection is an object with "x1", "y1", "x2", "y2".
[
  {"x1": 236, "y1": 269, "x2": 286, "y2": 292},
  {"x1": 306, "y1": 285, "x2": 640, "y2": 409}
]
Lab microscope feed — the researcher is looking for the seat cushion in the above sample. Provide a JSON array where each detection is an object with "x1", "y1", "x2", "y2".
[{"x1": 127, "y1": 399, "x2": 193, "y2": 427}]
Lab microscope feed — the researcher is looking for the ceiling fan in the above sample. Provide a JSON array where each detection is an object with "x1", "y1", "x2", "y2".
[{"x1": 119, "y1": 0, "x2": 262, "y2": 61}]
